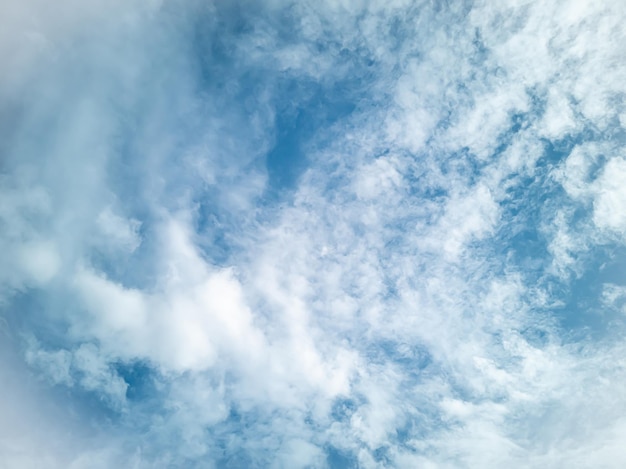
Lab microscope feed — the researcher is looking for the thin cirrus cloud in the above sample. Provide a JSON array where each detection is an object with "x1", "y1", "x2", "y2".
[{"x1": 1, "y1": 0, "x2": 626, "y2": 467}]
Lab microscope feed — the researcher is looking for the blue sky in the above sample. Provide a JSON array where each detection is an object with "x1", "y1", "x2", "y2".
[{"x1": 2, "y1": 0, "x2": 626, "y2": 467}]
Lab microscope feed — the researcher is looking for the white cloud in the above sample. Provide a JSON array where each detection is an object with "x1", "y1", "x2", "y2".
[
  {"x1": 95, "y1": 207, "x2": 142, "y2": 253},
  {"x1": 3, "y1": 0, "x2": 626, "y2": 466},
  {"x1": 275, "y1": 439, "x2": 325, "y2": 469},
  {"x1": 540, "y1": 89, "x2": 578, "y2": 140},
  {"x1": 592, "y1": 157, "x2": 626, "y2": 235},
  {"x1": 602, "y1": 284, "x2": 626, "y2": 312},
  {"x1": 17, "y1": 240, "x2": 61, "y2": 285}
]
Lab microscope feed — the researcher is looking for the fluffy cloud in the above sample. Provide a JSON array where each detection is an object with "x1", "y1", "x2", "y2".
[{"x1": 2, "y1": 0, "x2": 626, "y2": 467}]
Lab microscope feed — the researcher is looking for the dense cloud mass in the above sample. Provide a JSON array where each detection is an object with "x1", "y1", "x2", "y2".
[{"x1": 2, "y1": 0, "x2": 626, "y2": 467}]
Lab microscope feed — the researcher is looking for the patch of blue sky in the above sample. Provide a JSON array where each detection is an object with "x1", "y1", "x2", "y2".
[
  {"x1": 551, "y1": 246, "x2": 626, "y2": 340},
  {"x1": 364, "y1": 339, "x2": 432, "y2": 373},
  {"x1": 113, "y1": 360, "x2": 157, "y2": 402},
  {"x1": 4, "y1": 291, "x2": 73, "y2": 351},
  {"x1": 265, "y1": 79, "x2": 358, "y2": 195},
  {"x1": 325, "y1": 445, "x2": 359, "y2": 469},
  {"x1": 492, "y1": 128, "x2": 624, "y2": 337},
  {"x1": 212, "y1": 413, "x2": 267, "y2": 465}
]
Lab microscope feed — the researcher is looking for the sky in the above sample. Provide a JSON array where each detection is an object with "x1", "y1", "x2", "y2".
[{"x1": 1, "y1": 0, "x2": 626, "y2": 467}]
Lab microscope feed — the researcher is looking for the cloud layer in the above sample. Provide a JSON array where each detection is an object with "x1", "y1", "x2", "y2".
[{"x1": 2, "y1": 0, "x2": 626, "y2": 467}]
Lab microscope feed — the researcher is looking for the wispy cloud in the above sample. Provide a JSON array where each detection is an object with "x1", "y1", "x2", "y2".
[{"x1": 2, "y1": 0, "x2": 626, "y2": 467}]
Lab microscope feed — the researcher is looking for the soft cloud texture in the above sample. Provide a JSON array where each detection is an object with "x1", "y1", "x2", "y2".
[{"x1": 2, "y1": 0, "x2": 626, "y2": 467}]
